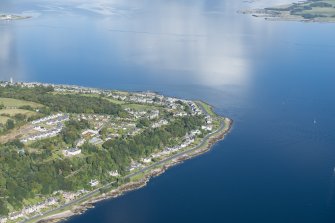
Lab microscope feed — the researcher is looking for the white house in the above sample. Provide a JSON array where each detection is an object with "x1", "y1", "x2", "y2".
[
  {"x1": 34, "y1": 126, "x2": 47, "y2": 132},
  {"x1": 109, "y1": 170, "x2": 119, "y2": 177},
  {"x1": 201, "y1": 125, "x2": 213, "y2": 131},
  {"x1": 63, "y1": 148, "x2": 82, "y2": 157},
  {"x1": 82, "y1": 129, "x2": 99, "y2": 136},
  {"x1": 89, "y1": 179, "x2": 99, "y2": 187},
  {"x1": 141, "y1": 158, "x2": 152, "y2": 163}
]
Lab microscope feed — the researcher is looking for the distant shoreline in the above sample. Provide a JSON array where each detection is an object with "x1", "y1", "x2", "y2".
[
  {"x1": 0, "y1": 14, "x2": 31, "y2": 21},
  {"x1": 239, "y1": 0, "x2": 335, "y2": 23}
]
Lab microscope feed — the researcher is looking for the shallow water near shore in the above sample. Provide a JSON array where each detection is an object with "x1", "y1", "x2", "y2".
[{"x1": 1, "y1": 0, "x2": 335, "y2": 222}]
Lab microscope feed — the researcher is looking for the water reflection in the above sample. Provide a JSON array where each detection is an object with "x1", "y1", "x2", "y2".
[
  {"x1": 0, "y1": 0, "x2": 260, "y2": 87},
  {"x1": 100, "y1": 1, "x2": 252, "y2": 87},
  {"x1": 1, "y1": 1, "x2": 335, "y2": 223},
  {"x1": 0, "y1": 25, "x2": 23, "y2": 81},
  {"x1": 0, "y1": 0, "x2": 300, "y2": 87}
]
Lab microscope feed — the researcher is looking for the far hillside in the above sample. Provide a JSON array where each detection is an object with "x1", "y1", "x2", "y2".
[{"x1": 244, "y1": 0, "x2": 335, "y2": 23}]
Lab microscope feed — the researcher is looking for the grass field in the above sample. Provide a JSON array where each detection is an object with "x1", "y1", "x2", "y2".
[
  {"x1": 0, "y1": 97, "x2": 42, "y2": 108},
  {"x1": 52, "y1": 92, "x2": 126, "y2": 104},
  {"x1": 104, "y1": 97, "x2": 126, "y2": 105},
  {"x1": 0, "y1": 98, "x2": 40, "y2": 125},
  {"x1": 0, "y1": 108, "x2": 38, "y2": 117},
  {"x1": 122, "y1": 103, "x2": 160, "y2": 111},
  {"x1": 195, "y1": 101, "x2": 216, "y2": 117},
  {"x1": 0, "y1": 116, "x2": 9, "y2": 124}
]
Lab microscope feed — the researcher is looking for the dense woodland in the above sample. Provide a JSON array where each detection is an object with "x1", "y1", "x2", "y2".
[
  {"x1": 0, "y1": 86, "x2": 124, "y2": 116},
  {"x1": 0, "y1": 85, "x2": 125, "y2": 133},
  {"x1": 0, "y1": 85, "x2": 205, "y2": 215},
  {"x1": 0, "y1": 116, "x2": 203, "y2": 215}
]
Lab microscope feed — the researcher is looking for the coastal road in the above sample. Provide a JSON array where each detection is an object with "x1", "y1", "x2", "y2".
[
  {"x1": 22, "y1": 180, "x2": 116, "y2": 223},
  {"x1": 23, "y1": 103, "x2": 230, "y2": 223},
  {"x1": 125, "y1": 118, "x2": 227, "y2": 179}
]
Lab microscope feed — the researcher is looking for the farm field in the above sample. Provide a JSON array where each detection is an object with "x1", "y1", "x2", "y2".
[{"x1": 0, "y1": 98, "x2": 42, "y2": 108}]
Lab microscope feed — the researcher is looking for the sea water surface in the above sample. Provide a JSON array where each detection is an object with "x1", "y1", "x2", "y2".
[{"x1": 1, "y1": 0, "x2": 335, "y2": 222}]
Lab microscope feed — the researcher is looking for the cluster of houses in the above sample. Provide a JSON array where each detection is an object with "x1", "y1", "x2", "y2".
[
  {"x1": 55, "y1": 86, "x2": 101, "y2": 95},
  {"x1": 1, "y1": 81, "x2": 100, "y2": 95},
  {"x1": 78, "y1": 114, "x2": 109, "y2": 130},
  {"x1": 21, "y1": 123, "x2": 64, "y2": 143},
  {"x1": 151, "y1": 130, "x2": 200, "y2": 159},
  {"x1": 3, "y1": 81, "x2": 199, "y2": 112},
  {"x1": 79, "y1": 114, "x2": 109, "y2": 121},
  {"x1": 115, "y1": 121, "x2": 136, "y2": 129},
  {"x1": 126, "y1": 109, "x2": 147, "y2": 119},
  {"x1": 109, "y1": 91, "x2": 164, "y2": 105},
  {"x1": 110, "y1": 94, "x2": 127, "y2": 101},
  {"x1": 128, "y1": 95, "x2": 155, "y2": 104},
  {"x1": 201, "y1": 115, "x2": 213, "y2": 131},
  {"x1": 81, "y1": 129, "x2": 104, "y2": 145},
  {"x1": 0, "y1": 81, "x2": 219, "y2": 222},
  {"x1": 54, "y1": 189, "x2": 87, "y2": 203},
  {"x1": 20, "y1": 113, "x2": 70, "y2": 143},
  {"x1": 126, "y1": 108, "x2": 162, "y2": 122},
  {"x1": 173, "y1": 111, "x2": 188, "y2": 117},
  {"x1": 148, "y1": 110, "x2": 160, "y2": 120},
  {"x1": 89, "y1": 137, "x2": 104, "y2": 145},
  {"x1": 152, "y1": 119, "x2": 169, "y2": 128},
  {"x1": 1, "y1": 198, "x2": 58, "y2": 222},
  {"x1": 201, "y1": 125, "x2": 213, "y2": 131},
  {"x1": 31, "y1": 113, "x2": 69, "y2": 125},
  {"x1": 127, "y1": 130, "x2": 202, "y2": 173},
  {"x1": 128, "y1": 161, "x2": 144, "y2": 172},
  {"x1": 187, "y1": 101, "x2": 203, "y2": 116},
  {"x1": 82, "y1": 129, "x2": 99, "y2": 137},
  {"x1": 121, "y1": 127, "x2": 138, "y2": 137},
  {"x1": 3, "y1": 81, "x2": 205, "y2": 120}
]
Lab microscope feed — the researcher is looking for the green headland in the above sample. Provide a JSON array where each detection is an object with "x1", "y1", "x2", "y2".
[{"x1": 0, "y1": 81, "x2": 232, "y2": 223}]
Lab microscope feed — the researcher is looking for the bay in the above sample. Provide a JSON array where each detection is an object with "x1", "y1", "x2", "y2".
[{"x1": 1, "y1": 0, "x2": 335, "y2": 222}]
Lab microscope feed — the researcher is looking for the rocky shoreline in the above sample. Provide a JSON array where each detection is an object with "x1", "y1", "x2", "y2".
[{"x1": 36, "y1": 118, "x2": 233, "y2": 223}]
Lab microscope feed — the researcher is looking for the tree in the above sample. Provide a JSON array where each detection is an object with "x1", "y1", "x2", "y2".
[
  {"x1": 0, "y1": 199, "x2": 9, "y2": 216},
  {"x1": 99, "y1": 127, "x2": 108, "y2": 140},
  {"x1": 14, "y1": 113, "x2": 27, "y2": 122},
  {"x1": 5, "y1": 119, "x2": 14, "y2": 130}
]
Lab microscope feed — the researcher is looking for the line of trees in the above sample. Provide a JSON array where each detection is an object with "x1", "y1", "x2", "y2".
[
  {"x1": 0, "y1": 86, "x2": 124, "y2": 116},
  {"x1": 0, "y1": 115, "x2": 204, "y2": 215}
]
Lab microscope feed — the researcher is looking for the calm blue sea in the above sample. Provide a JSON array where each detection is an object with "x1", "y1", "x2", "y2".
[{"x1": 1, "y1": 0, "x2": 335, "y2": 222}]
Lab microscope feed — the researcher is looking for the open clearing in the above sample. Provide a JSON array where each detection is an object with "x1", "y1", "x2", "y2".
[
  {"x1": 0, "y1": 116, "x2": 9, "y2": 124},
  {"x1": 0, "y1": 98, "x2": 42, "y2": 108},
  {"x1": 122, "y1": 103, "x2": 160, "y2": 111},
  {"x1": 0, "y1": 108, "x2": 38, "y2": 117}
]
